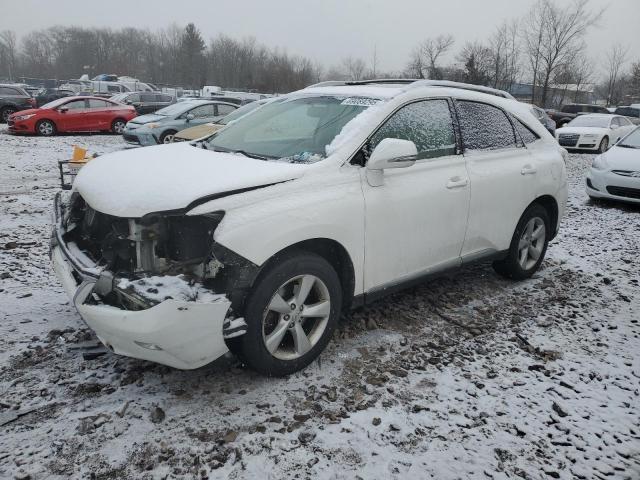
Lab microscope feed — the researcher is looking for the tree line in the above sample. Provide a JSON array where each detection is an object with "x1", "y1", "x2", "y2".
[
  {"x1": 0, "y1": 0, "x2": 638, "y2": 106},
  {"x1": 0, "y1": 23, "x2": 321, "y2": 93}
]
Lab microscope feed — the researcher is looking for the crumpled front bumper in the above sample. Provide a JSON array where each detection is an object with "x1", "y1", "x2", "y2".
[{"x1": 50, "y1": 194, "x2": 232, "y2": 369}]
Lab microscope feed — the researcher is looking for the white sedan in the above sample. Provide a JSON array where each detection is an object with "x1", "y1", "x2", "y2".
[
  {"x1": 586, "y1": 126, "x2": 640, "y2": 204},
  {"x1": 556, "y1": 114, "x2": 636, "y2": 153}
]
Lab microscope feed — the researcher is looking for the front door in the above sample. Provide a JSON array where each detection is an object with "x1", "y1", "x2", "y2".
[
  {"x1": 362, "y1": 98, "x2": 470, "y2": 292},
  {"x1": 57, "y1": 99, "x2": 89, "y2": 131}
]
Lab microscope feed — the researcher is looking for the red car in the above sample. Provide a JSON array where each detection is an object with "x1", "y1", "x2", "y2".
[{"x1": 8, "y1": 96, "x2": 137, "y2": 136}]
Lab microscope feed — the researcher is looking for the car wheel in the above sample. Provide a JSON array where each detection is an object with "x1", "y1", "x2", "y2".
[
  {"x1": 493, "y1": 204, "x2": 550, "y2": 280},
  {"x1": 1, "y1": 107, "x2": 16, "y2": 123},
  {"x1": 597, "y1": 137, "x2": 608, "y2": 153},
  {"x1": 159, "y1": 130, "x2": 177, "y2": 144},
  {"x1": 237, "y1": 252, "x2": 342, "y2": 376},
  {"x1": 36, "y1": 120, "x2": 56, "y2": 137},
  {"x1": 111, "y1": 119, "x2": 126, "y2": 134}
]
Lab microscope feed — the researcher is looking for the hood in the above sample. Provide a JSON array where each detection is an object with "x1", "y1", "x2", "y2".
[
  {"x1": 11, "y1": 108, "x2": 39, "y2": 117},
  {"x1": 73, "y1": 143, "x2": 307, "y2": 217},
  {"x1": 130, "y1": 114, "x2": 166, "y2": 124},
  {"x1": 175, "y1": 123, "x2": 222, "y2": 140},
  {"x1": 556, "y1": 126, "x2": 607, "y2": 136},
  {"x1": 602, "y1": 145, "x2": 640, "y2": 171}
]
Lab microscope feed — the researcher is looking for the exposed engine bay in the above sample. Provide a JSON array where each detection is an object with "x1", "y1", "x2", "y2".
[{"x1": 57, "y1": 192, "x2": 256, "y2": 311}]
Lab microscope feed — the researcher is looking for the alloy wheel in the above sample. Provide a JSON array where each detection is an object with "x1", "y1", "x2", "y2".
[
  {"x1": 113, "y1": 120, "x2": 125, "y2": 134},
  {"x1": 261, "y1": 274, "x2": 331, "y2": 360},
  {"x1": 517, "y1": 217, "x2": 546, "y2": 270},
  {"x1": 162, "y1": 133, "x2": 175, "y2": 144},
  {"x1": 38, "y1": 121, "x2": 54, "y2": 136}
]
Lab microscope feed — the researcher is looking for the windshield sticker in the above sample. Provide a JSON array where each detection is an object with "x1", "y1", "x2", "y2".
[{"x1": 340, "y1": 97, "x2": 381, "y2": 107}]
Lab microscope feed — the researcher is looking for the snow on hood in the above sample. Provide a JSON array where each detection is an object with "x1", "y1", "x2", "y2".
[
  {"x1": 129, "y1": 114, "x2": 165, "y2": 124},
  {"x1": 74, "y1": 143, "x2": 307, "y2": 217},
  {"x1": 601, "y1": 145, "x2": 640, "y2": 171},
  {"x1": 556, "y1": 126, "x2": 607, "y2": 135}
]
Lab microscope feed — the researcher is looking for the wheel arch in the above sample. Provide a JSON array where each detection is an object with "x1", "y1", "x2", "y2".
[
  {"x1": 252, "y1": 238, "x2": 356, "y2": 312},
  {"x1": 531, "y1": 195, "x2": 559, "y2": 240}
]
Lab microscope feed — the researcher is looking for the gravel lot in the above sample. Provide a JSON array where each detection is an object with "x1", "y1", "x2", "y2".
[{"x1": 0, "y1": 129, "x2": 639, "y2": 480}]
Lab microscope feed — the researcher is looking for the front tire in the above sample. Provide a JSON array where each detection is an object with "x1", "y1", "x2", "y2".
[
  {"x1": 237, "y1": 252, "x2": 342, "y2": 376},
  {"x1": 36, "y1": 120, "x2": 56, "y2": 136},
  {"x1": 597, "y1": 136, "x2": 609, "y2": 153},
  {"x1": 111, "y1": 118, "x2": 126, "y2": 134},
  {"x1": 159, "y1": 129, "x2": 177, "y2": 144},
  {"x1": 1, "y1": 106, "x2": 17, "y2": 123},
  {"x1": 493, "y1": 204, "x2": 550, "y2": 280}
]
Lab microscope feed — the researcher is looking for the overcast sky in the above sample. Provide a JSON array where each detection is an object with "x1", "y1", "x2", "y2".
[{"x1": 2, "y1": 0, "x2": 638, "y2": 76}]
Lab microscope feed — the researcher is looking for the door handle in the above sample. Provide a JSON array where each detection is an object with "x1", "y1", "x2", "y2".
[
  {"x1": 521, "y1": 165, "x2": 537, "y2": 175},
  {"x1": 446, "y1": 176, "x2": 469, "y2": 189}
]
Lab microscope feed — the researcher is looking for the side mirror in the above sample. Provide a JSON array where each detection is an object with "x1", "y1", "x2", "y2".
[
  {"x1": 610, "y1": 124, "x2": 619, "y2": 130},
  {"x1": 367, "y1": 138, "x2": 417, "y2": 171},
  {"x1": 59, "y1": 106, "x2": 69, "y2": 113},
  {"x1": 186, "y1": 113, "x2": 195, "y2": 121},
  {"x1": 365, "y1": 138, "x2": 418, "y2": 187}
]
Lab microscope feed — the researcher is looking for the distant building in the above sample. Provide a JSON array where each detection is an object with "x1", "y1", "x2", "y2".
[{"x1": 508, "y1": 82, "x2": 595, "y2": 107}]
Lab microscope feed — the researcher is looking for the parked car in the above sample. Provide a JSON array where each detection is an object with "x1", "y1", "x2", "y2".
[
  {"x1": 34, "y1": 88, "x2": 75, "y2": 107},
  {"x1": 0, "y1": 84, "x2": 36, "y2": 123},
  {"x1": 555, "y1": 114, "x2": 636, "y2": 153},
  {"x1": 548, "y1": 103, "x2": 610, "y2": 128},
  {"x1": 110, "y1": 92, "x2": 175, "y2": 115},
  {"x1": 586, "y1": 126, "x2": 640, "y2": 204},
  {"x1": 122, "y1": 100, "x2": 238, "y2": 145},
  {"x1": 51, "y1": 80, "x2": 568, "y2": 376},
  {"x1": 172, "y1": 98, "x2": 271, "y2": 142},
  {"x1": 614, "y1": 106, "x2": 640, "y2": 125},
  {"x1": 8, "y1": 96, "x2": 137, "y2": 136},
  {"x1": 531, "y1": 105, "x2": 556, "y2": 135}
]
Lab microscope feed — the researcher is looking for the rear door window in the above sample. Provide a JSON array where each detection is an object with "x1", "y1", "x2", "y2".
[
  {"x1": 369, "y1": 99, "x2": 457, "y2": 160},
  {"x1": 141, "y1": 93, "x2": 156, "y2": 103},
  {"x1": 88, "y1": 99, "x2": 110, "y2": 109},
  {"x1": 0, "y1": 87, "x2": 20, "y2": 95},
  {"x1": 455, "y1": 100, "x2": 517, "y2": 151}
]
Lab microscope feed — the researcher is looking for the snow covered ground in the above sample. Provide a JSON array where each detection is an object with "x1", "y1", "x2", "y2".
[{"x1": 0, "y1": 129, "x2": 638, "y2": 480}]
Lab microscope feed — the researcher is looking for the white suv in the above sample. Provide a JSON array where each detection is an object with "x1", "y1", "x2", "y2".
[{"x1": 51, "y1": 80, "x2": 568, "y2": 376}]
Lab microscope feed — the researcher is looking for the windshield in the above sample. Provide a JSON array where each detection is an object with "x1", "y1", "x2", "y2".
[
  {"x1": 155, "y1": 102, "x2": 199, "y2": 116},
  {"x1": 618, "y1": 128, "x2": 640, "y2": 148},
  {"x1": 40, "y1": 97, "x2": 73, "y2": 109},
  {"x1": 205, "y1": 95, "x2": 376, "y2": 163},
  {"x1": 568, "y1": 116, "x2": 611, "y2": 128}
]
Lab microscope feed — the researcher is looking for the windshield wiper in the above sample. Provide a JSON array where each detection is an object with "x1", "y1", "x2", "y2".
[{"x1": 617, "y1": 144, "x2": 639, "y2": 149}]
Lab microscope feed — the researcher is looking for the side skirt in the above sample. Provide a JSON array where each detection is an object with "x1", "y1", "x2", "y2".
[{"x1": 351, "y1": 249, "x2": 508, "y2": 308}]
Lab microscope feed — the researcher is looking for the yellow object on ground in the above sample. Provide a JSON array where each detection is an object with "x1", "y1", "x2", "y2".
[{"x1": 71, "y1": 146, "x2": 88, "y2": 163}]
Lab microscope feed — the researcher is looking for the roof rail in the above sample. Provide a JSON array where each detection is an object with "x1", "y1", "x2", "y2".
[{"x1": 305, "y1": 78, "x2": 515, "y2": 100}]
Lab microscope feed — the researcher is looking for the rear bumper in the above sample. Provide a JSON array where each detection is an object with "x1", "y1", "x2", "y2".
[{"x1": 50, "y1": 194, "x2": 232, "y2": 369}]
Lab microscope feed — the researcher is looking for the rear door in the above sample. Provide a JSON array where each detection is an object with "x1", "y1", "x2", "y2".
[
  {"x1": 140, "y1": 93, "x2": 157, "y2": 114},
  {"x1": 86, "y1": 99, "x2": 115, "y2": 130},
  {"x1": 456, "y1": 100, "x2": 539, "y2": 260}
]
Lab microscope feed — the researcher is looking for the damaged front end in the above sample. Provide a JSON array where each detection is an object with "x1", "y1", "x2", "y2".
[{"x1": 50, "y1": 191, "x2": 255, "y2": 369}]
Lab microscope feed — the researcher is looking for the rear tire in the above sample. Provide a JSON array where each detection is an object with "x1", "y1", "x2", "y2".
[
  {"x1": 111, "y1": 118, "x2": 126, "y2": 134},
  {"x1": 36, "y1": 120, "x2": 56, "y2": 136},
  {"x1": 493, "y1": 204, "x2": 550, "y2": 280},
  {"x1": 597, "y1": 137, "x2": 609, "y2": 153},
  {"x1": 1, "y1": 106, "x2": 16, "y2": 123},
  {"x1": 237, "y1": 252, "x2": 342, "y2": 376},
  {"x1": 159, "y1": 129, "x2": 177, "y2": 144}
]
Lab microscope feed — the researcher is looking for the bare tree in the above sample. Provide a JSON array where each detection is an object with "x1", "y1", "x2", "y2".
[
  {"x1": 342, "y1": 57, "x2": 366, "y2": 81},
  {"x1": 604, "y1": 43, "x2": 629, "y2": 106},
  {"x1": 523, "y1": 0, "x2": 602, "y2": 107},
  {"x1": 420, "y1": 34, "x2": 455, "y2": 79},
  {"x1": 457, "y1": 41, "x2": 493, "y2": 85},
  {"x1": 489, "y1": 20, "x2": 521, "y2": 91},
  {"x1": 0, "y1": 30, "x2": 17, "y2": 81}
]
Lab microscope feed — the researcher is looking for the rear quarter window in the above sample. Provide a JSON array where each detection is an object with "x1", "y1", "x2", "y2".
[{"x1": 455, "y1": 100, "x2": 518, "y2": 151}]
